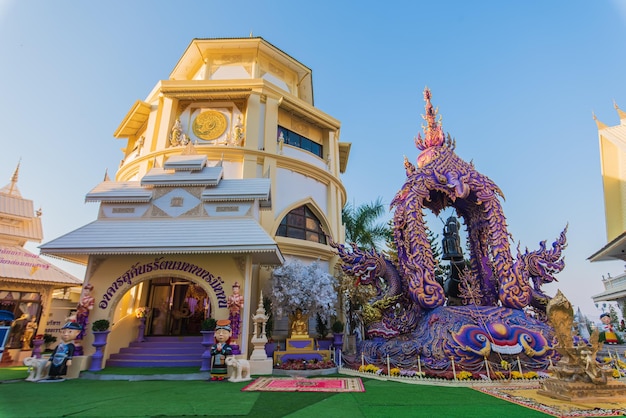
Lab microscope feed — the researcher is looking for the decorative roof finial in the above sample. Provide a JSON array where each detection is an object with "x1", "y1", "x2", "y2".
[
  {"x1": 182, "y1": 141, "x2": 197, "y2": 155},
  {"x1": 415, "y1": 87, "x2": 445, "y2": 151},
  {"x1": 8, "y1": 160, "x2": 20, "y2": 196},
  {"x1": 403, "y1": 155, "x2": 416, "y2": 176},
  {"x1": 414, "y1": 88, "x2": 447, "y2": 168},
  {"x1": 614, "y1": 100, "x2": 626, "y2": 122},
  {"x1": 592, "y1": 112, "x2": 607, "y2": 130}
]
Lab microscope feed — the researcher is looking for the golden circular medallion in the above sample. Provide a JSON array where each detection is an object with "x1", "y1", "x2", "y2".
[{"x1": 192, "y1": 110, "x2": 227, "y2": 140}]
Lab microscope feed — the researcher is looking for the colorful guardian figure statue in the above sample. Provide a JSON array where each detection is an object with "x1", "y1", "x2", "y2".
[
  {"x1": 599, "y1": 313, "x2": 621, "y2": 344},
  {"x1": 210, "y1": 319, "x2": 233, "y2": 381},
  {"x1": 227, "y1": 282, "x2": 243, "y2": 340},
  {"x1": 44, "y1": 322, "x2": 83, "y2": 381},
  {"x1": 332, "y1": 88, "x2": 568, "y2": 375}
]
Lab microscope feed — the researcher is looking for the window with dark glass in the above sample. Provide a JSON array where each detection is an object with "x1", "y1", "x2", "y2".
[
  {"x1": 277, "y1": 206, "x2": 327, "y2": 244},
  {"x1": 277, "y1": 126, "x2": 323, "y2": 158}
]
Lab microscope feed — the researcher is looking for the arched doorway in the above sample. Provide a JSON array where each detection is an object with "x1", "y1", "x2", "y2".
[{"x1": 145, "y1": 278, "x2": 210, "y2": 336}]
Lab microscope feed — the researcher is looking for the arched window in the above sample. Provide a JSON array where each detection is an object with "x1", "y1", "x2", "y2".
[{"x1": 277, "y1": 206, "x2": 327, "y2": 244}]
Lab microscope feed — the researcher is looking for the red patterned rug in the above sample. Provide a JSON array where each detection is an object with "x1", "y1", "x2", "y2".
[
  {"x1": 475, "y1": 384, "x2": 626, "y2": 417},
  {"x1": 241, "y1": 377, "x2": 365, "y2": 393}
]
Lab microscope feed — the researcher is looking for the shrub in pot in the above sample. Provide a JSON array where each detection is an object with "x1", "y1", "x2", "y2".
[
  {"x1": 92, "y1": 319, "x2": 110, "y2": 332},
  {"x1": 332, "y1": 320, "x2": 344, "y2": 334},
  {"x1": 201, "y1": 318, "x2": 217, "y2": 331}
]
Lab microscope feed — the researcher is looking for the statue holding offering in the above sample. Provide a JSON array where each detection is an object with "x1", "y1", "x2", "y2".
[
  {"x1": 44, "y1": 322, "x2": 82, "y2": 381},
  {"x1": 227, "y1": 282, "x2": 243, "y2": 339},
  {"x1": 209, "y1": 320, "x2": 233, "y2": 381}
]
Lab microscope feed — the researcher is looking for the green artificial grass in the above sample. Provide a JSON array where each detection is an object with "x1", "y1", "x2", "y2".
[
  {"x1": 0, "y1": 368, "x2": 550, "y2": 417},
  {"x1": 0, "y1": 366, "x2": 29, "y2": 381}
]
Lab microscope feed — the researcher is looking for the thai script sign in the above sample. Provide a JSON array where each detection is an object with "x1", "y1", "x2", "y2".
[
  {"x1": 0, "y1": 248, "x2": 50, "y2": 270},
  {"x1": 98, "y1": 257, "x2": 226, "y2": 309}
]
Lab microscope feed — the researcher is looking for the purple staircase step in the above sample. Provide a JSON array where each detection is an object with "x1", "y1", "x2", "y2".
[
  {"x1": 106, "y1": 335, "x2": 208, "y2": 368},
  {"x1": 112, "y1": 353, "x2": 202, "y2": 361},
  {"x1": 106, "y1": 359, "x2": 203, "y2": 368}
]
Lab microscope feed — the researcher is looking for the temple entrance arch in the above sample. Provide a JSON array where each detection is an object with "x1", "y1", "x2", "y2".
[
  {"x1": 107, "y1": 273, "x2": 217, "y2": 337},
  {"x1": 145, "y1": 277, "x2": 211, "y2": 336}
]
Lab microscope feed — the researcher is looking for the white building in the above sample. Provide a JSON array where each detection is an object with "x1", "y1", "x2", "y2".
[{"x1": 39, "y1": 37, "x2": 351, "y2": 368}]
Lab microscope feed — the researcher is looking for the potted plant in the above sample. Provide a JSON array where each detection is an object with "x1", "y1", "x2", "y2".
[
  {"x1": 200, "y1": 318, "x2": 217, "y2": 343},
  {"x1": 331, "y1": 319, "x2": 344, "y2": 350},
  {"x1": 43, "y1": 333, "x2": 57, "y2": 351},
  {"x1": 332, "y1": 319, "x2": 344, "y2": 334},
  {"x1": 88, "y1": 319, "x2": 110, "y2": 372},
  {"x1": 92, "y1": 319, "x2": 110, "y2": 332},
  {"x1": 316, "y1": 313, "x2": 332, "y2": 350},
  {"x1": 199, "y1": 318, "x2": 217, "y2": 372}
]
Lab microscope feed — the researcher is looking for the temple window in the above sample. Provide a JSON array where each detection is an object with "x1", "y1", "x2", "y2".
[
  {"x1": 277, "y1": 206, "x2": 327, "y2": 244},
  {"x1": 277, "y1": 126, "x2": 323, "y2": 158}
]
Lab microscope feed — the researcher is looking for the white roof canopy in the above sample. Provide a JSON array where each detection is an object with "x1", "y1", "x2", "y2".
[
  {"x1": 39, "y1": 218, "x2": 284, "y2": 265},
  {"x1": 85, "y1": 181, "x2": 153, "y2": 203}
]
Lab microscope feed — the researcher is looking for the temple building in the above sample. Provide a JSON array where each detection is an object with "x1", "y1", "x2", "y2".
[
  {"x1": 39, "y1": 37, "x2": 350, "y2": 368},
  {"x1": 589, "y1": 104, "x2": 626, "y2": 311},
  {"x1": 0, "y1": 164, "x2": 82, "y2": 363}
]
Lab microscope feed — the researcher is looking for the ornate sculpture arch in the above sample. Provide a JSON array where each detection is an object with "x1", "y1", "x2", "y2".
[
  {"x1": 392, "y1": 88, "x2": 533, "y2": 310},
  {"x1": 333, "y1": 88, "x2": 567, "y2": 372}
]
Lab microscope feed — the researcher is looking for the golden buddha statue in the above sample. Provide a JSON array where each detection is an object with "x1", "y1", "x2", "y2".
[{"x1": 290, "y1": 308, "x2": 309, "y2": 339}]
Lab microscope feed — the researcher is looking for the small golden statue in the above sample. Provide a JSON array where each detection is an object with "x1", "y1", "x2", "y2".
[{"x1": 289, "y1": 308, "x2": 309, "y2": 339}]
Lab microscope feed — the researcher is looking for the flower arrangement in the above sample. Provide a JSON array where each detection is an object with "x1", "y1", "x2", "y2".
[
  {"x1": 269, "y1": 259, "x2": 338, "y2": 324},
  {"x1": 457, "y1": 371, "x2": 473, "y2": 380},
  {"x1": 275, "y1": 358, "x2": 336, "y2": 370},
  {"x1": 359, "y1": 364, "x2": 382, "y2": 374},
  {"x1": 511, "y1": 371, "x2": 539, "y2": 379},
  {"x1": 355, "y1": 364, "x2": 543, "y2": 381},
  {"x1": 135, "y1": 307, "x2": 151, "y2": 318},
  {"x1": 399, "y1": 369, "x2": 425, "y2": 378},
  {"x1": 603, "y1": 356, "x2": 626, "y2": 377}
]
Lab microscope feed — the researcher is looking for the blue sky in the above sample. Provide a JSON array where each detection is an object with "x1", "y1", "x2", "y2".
[{"x1": 1, "y1": 0, "x2": 625, "y2": 319}]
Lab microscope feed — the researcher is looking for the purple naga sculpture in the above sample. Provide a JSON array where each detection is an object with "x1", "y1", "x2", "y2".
[{"x1": 333, "y1": 88, "x2": 567, "y2": 375}]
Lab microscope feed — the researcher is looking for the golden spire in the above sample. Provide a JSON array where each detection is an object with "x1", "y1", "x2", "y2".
[
  {"x1": 8, "y1": 160, "x2": 20, "y2": 196},
  {"x1": 592, "y1": 112, "x2": 607, "y2": 130},
  {"x1": 614, "y1": 100, "x2": 626, "y2": 123}
]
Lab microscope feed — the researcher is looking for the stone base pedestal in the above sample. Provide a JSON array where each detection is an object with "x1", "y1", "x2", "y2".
[
  {"x1": 249, "y1": 336, "x2": 269, "y2": 361},
  {"x1": 65, "y1": 356, "x2": 89, "y2": 379},
  {"x1": 538, "y1": 378, "x2": 626, "y2": 402},
  {"x1": 249, "y1": 346, "x2": 268, "y2": 361},
  {"x1": 249, "y1": 358, "x2": 273, "y2": 376},
  {"x1": 273, "y1": 338, "x2": 331, "y2": 364}
]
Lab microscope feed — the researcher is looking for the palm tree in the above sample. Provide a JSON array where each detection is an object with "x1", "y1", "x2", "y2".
[
  {"x1": 342, "y1": 197, "x2": 389, "y2": 251},
  {"x1": 340, "y1": 198, "x2": 390, "y2": 338}
]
